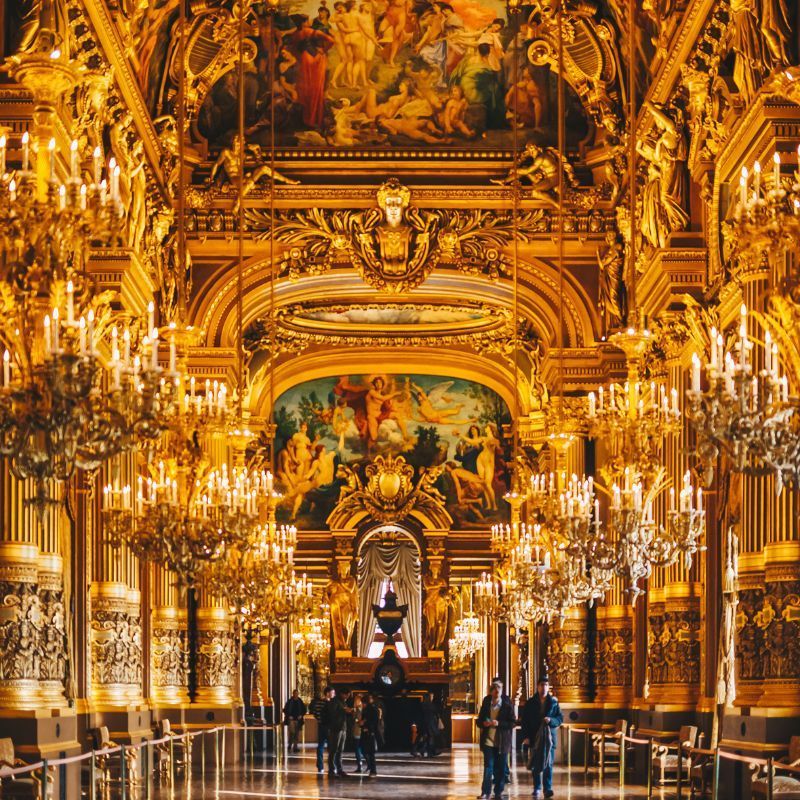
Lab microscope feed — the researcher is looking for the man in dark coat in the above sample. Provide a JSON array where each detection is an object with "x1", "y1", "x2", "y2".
[
  {"x1": 520, "y1": 676, "x2": 563, "y2": 799},
  {"x1": 476, "y1": 680, "x2": 516, "y2": 800},
  {"x1": 361, "y1": 693, "x2": 381, "y2": 777},
  {"x1": 312, "y1": 687, "x2": 331, "y2": 772},
  {"x1": 320, "y1": 687, "x2": 348, "y2": 777},
  {"x1": 283, "y1": 689, "x2": 308, "y2": 753},
  {"x1": 419, "y1": 691, "x2": 440, "y2": 757}
]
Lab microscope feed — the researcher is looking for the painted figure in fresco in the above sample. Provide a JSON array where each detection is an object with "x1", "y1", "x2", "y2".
[
  {"x1": 450, "y1": 42, "x2": 505, "y2": 129},
  {"x1": 327, "y1": 562, "x2": 358, "y2": 651},
  {"x1": 442, "y1": 86, "x2": 476, "y2": 137},
  {"x1": 289, "y1": 16, "x2": 335, "y2": 129},
  {"x1": 365, "y1": 377, "x2": 403, "y2": 446},
  {"x1": 456, "y1": 423, "x2": 500, "y2": 510},
  {"x1": 411, "y1": 381, "x2": 474, "y2": 424},
  {"x1": 378, "y1": 0, "x2": 411, "y2": 66},
  {"x1": 504, "y1": 73, "x2": 543, "y2": 129}
]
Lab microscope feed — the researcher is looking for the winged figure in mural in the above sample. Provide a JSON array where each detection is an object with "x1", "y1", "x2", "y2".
[
  {"x1": 245, "y1": 182, "x2": 547, "y2": 291},
  {"x1": 411, "y1": 381, "x2": 476, "y2": 425}
]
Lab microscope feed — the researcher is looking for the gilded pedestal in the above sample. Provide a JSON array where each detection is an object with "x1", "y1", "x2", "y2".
[
  {"x1": 37, "y1": 553, "x2": 67, "y2": 708},
  {"x1": 595, "y1": 605, "x2": 633, "y2": 707},
  {"x1": 90, "y1": 582, "x2": 143, "y2": 707},
  {"x1": 646, "y1": 584, "x2": 701, "y2": 708},
  {"x1": 151, "y1": 606, "x2": 188, "y2": 705},
  {"x1": 548, "y1": 606, "x2": 591, "y2": 704},
  {"x1": 0, "y1": 543, "x2": 42, "y2": 709},
  {"x1": 195, "y1": 607, "x2": 238, "y2": 706}
]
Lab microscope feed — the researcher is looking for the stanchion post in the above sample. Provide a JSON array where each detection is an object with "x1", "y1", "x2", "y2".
[
  {"x1": 201, "y1": 730, "x2": 206, "y2": 778},
  {"x1": 712, "y1": 746, "x2": 720, "y2": 800},
  {"x1": 144, "y1": 743, "x2": 151, "y2": 800},
  {"x1": 90, "y1": 750, "x2": 97, "y2": 800},
  {"x1": 600, "y1": 732, "x2": 605, "y2": 783},
  {"x1": 215, "y1": 728, "x2": 220, "y2": 773},
  {"x1": 646, "y1": 738, "x2": 654, "y2": 799},
  {"x1": 41, "y1": 759, "x2": 49, "y2": 800},
  {"x1": 767, "y1": 757, "x2": 774, "y2": 800},
  {"x1": 619, "y1": 735, "x2": 626, "y2": 789},
  {"x1": 567, "y1": 725, "x2": 572, "y2": 772},
  {"x1": 676, "y1": 744, "x2": 683, "y2": 800},
  {"x1": 120, "y1": 744, "x2": 127, "y2": 800},
  {"x1": 584, "y1": 729, "x2": 590, "y2": 775},
  {"x1": 222, "y1": 726, "x2": 226, "y2": 771},
  {"x1": 169, "y1": 733, "x2": 175, "y2": 785}
]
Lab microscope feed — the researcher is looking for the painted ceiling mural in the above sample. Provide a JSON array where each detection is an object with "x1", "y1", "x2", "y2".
[
  {"x1": 196, "y1": 0, "x2": 592, "y2": 150},
  {"x1": 271, "y1": 373, "x2": 512, "y2": 528}
]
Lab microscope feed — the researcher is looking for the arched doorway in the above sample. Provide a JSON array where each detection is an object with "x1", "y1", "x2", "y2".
[{"x1": 356, "y1": 524, "x2": 421, "y2": 658}]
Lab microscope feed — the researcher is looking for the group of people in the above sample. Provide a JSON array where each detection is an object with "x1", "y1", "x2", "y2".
[
  {"x1": 283, "y1": 676, "x2": 561, "y2": 799},
  {"x1": 477, "y1": 675, "x2": 563, "y2": 800},
  {"x1": 286, "y1": 686, "x2": 383, "y2": 777}
]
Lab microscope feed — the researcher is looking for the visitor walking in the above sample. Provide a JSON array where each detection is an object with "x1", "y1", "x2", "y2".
[
  {"x1": 352, "y1": 694, "x2": 365, "y2": 772},
  {"x1": 321, "y1": 686, "x2": 348, "y2": 777},
  {"x1": 313, "y1": 687, "x2": 332, "y2": 773},
  {"x1": 361, "y1": 693, "x2": 380, "y2": 777},
  {"x1": 476, "y1": 680, "x2": 515, "y2": 800},
  {"x1": 420, "y1": 691, "x2": 440, "y2": 757},
  {"x1": 283, "y1": 689, "x2": 307, "y2": 753},
  {"x1": 520, "y1": 675, "x2": 563, "y2": 799}
]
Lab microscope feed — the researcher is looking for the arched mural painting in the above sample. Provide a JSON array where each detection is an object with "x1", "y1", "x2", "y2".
[{"x1": 272, "y1": 373, "x2": 512, "y2": 528}]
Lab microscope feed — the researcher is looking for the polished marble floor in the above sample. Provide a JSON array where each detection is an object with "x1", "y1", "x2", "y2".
[{"x1": 150, "y1": 746, "x2": 677, "y2": 799}]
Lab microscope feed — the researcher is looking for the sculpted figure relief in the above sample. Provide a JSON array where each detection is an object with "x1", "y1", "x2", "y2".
[
  {"x1": 327, "y1": 561, "x2": 358, "y2": 652},
  {"x1": 491, "y1": 143, "x2": 578, "y2": 207},
  {"x1": 597, "y1": 229, "x2": 627, "y2": 334},
  {"x1": 209, "y1": 135, "x2": 300, "y2": 212},
  {"x1": 637, "y1": 100, "x2": 689, "y2": 250}
]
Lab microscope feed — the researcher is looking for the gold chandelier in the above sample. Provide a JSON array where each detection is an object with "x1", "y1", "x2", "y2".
[{"x1": 0, "y1": 119, "x2": 137, "y2": 516}]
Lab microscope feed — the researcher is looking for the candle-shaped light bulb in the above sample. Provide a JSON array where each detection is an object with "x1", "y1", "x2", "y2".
[
  {"x1": 0, "y1": 135, "x2": 6, "y2": 176},
  {"x1": 774, "y1": 151, "x2": 781, "y2": 188},
  {"x1": 48, "y1": 137, "x2": 56, "y2": 181},
  {"x1": 66, "y1": 280, "x2": 74, "y2": 324},
  {"x1": 21, "y1": 132, "x2": 30, "y2": 172},
  {"x1": 70, "y1": 139, "x2": 79, "y2": 180},
  {"x1": 3, "y1": 350, "x2": 9, "y2": 387},
  {"x1": 93, "y1": 146, "x2": 102, "y2": 185},
  {"x1": 692, "y1": 352, "x2": 701, "y2": 392}
]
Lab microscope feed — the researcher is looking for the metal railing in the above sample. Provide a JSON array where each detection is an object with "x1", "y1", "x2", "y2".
[{"x1": 0, "y1": 722, "x2": 281, "y2": 800}]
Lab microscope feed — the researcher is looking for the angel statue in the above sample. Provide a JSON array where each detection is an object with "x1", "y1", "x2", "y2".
[
  {"x1": 209, "y1": 135, "x2": 300, "y2": 212},
  {"x1": 491, "y1": 143, "x2": 577, "y2": 207}
]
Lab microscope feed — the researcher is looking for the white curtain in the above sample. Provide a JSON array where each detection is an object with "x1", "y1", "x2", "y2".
[{"x1": 357, "y1": 541, "x2": 421, "y2": 657}]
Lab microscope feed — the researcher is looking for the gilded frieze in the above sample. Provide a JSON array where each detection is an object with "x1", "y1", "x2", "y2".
[{"x1": 547, "y1": 608, "x2": 591, "y2": 704}]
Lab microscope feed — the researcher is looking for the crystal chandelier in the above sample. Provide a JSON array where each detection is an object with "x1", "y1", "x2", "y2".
[
  {"x1": 686, "y1": 304, "x2": 795, "y2": 491},
  {"x1": 448, "y1": 613, "x2": 485, "y2": 663},
  {"x1": 293, "y1": 605, "x2": 331, "y2": 664}
]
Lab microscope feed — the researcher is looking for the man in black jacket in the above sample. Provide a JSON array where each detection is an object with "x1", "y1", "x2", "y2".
[
  {"x1": 476, "y1": 680, "x2": 516, "y2": 800},
  {"x1": 313, "y1": 687, "x2": 332, "y2": 773},
  {"x1": 361, "y1": 693, "x2": 381, "y2": 777},
  {"x1": 320, "y1": 686, "x2": 348, "y2": 777},
  {"x1": 283, "y1": 689, "x2": 307, "y2": 753},
  {"x1": 520, "y1": 676, "x2": 563, "y2": 799}
]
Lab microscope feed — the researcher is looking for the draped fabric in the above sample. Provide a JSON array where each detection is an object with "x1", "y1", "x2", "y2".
[{"x1": 357, "y1": 541, "x2": 421, "y2": 658}]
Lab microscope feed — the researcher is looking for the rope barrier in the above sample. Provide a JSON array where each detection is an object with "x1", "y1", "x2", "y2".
[{"x1": 0, "y1": 723, "x2": 271, "y2": 778}]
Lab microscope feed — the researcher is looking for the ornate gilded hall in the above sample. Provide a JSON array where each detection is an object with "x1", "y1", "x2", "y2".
[{"x1": 0, "y1": 0, "x2": 798, "y2": 797}]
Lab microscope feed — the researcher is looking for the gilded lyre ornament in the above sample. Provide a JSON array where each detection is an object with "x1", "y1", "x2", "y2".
[{"x1": 246, "y1": 181, "x2": 545, "y2": 291}]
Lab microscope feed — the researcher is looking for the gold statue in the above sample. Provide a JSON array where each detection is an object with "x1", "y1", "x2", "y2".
[
  {"x1": 637, "y1": 100, "x2": 688, "y2": 250},
  {"x1": 491, "y1": 143, "x2": 577, "y2": 207},
  {"x1": 422, "y1": 561, "x2": 452, "y2": 652},
  {"x1": 597, "y1": 229, "x2": 627, "y2": 334},
  {"x1": 729, "y1": 0, "x2": 763, "y2": 103},
  {"x1": 209, "y1": 135, "x2": 300, "y2": 212},
  {"x1": 326, "y1": 561, "x2": 358, "y2": 652}
]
